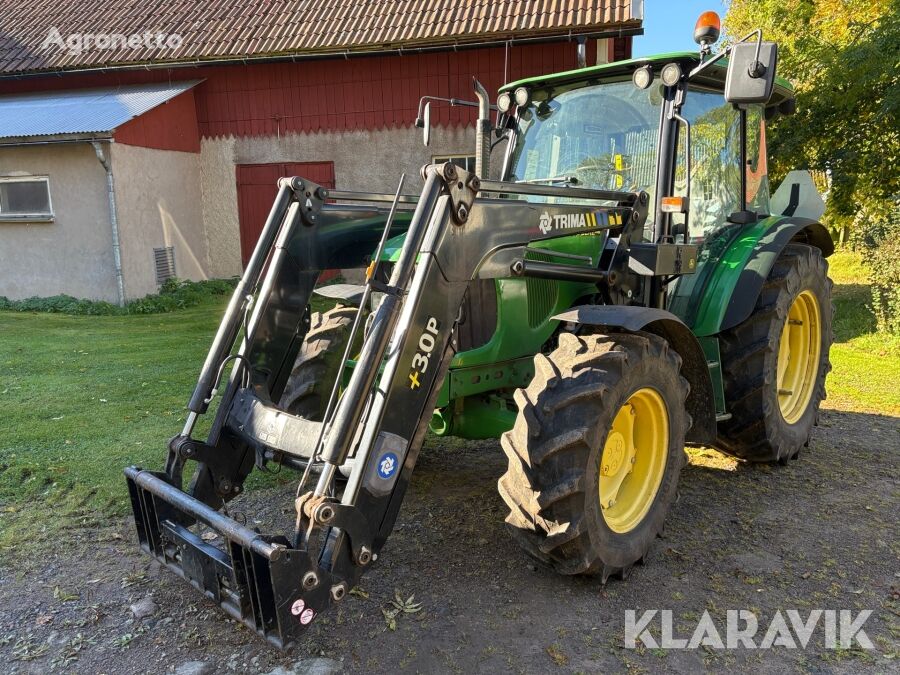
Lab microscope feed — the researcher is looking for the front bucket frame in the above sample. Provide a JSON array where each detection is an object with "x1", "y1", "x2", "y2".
[{"x1": 126, "y1": 467, "x2": 333, "y2": 649}]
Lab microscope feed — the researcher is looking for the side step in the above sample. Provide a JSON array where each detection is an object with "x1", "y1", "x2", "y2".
[{"x1": 125, "y1": 467, "x2": 332, "y2": 649}]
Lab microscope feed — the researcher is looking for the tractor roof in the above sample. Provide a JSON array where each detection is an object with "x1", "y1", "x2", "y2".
[{"x1": 501, "y1": 51, "x2": 794, "y2": 107}]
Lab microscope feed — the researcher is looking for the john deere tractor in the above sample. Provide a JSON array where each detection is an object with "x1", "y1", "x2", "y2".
[{"x1": 126, "y1": 14, "x2": 833, "y2": 647}]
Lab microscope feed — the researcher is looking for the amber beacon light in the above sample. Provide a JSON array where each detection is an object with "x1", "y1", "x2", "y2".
[{"x1": 693, "y1": 11, "x2": 721, "y2": 53}]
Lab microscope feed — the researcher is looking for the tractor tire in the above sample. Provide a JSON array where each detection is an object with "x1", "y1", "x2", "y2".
[
  {"x1": 498, "y1": 331, "x2": 690, "y2": 580},
  {"x1": 280, "y1": 304, "x2": 362, "y2": 420},
  {"x1": 717, "y1": 243, "x2": 833, "y2": 463}
]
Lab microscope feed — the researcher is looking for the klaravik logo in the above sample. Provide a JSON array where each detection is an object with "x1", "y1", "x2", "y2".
[{"x1": 625, "y1": 609, "x2": 874, "y2": 650}]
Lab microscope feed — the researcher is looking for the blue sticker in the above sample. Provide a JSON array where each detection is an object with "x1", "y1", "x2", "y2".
[{"x1": 377, "y1": 452, "x2": 399, "y2": 479}]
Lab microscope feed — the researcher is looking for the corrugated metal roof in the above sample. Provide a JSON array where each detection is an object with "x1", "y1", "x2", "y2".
[
  {"x1": 0, "y1": 1, "x2": 639, "y2": 76},
  {"x1": 0, "y1": 81, "x2": 200, "y2": 140}
]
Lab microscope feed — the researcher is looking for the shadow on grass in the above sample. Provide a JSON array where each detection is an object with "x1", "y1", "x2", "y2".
[{"x1": 833, "y1": 282, "x2": 877, "y2": 342}]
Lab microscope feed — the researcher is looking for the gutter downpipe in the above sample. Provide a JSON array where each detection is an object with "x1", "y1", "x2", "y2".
[{"x1": 91, "y1": 140, "x2": 126, "y2": 306}]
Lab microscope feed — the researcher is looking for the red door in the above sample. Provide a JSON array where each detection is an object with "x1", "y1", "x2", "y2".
[{"x1": 236, "y1": 162, "x2": 335, "y2": 267}]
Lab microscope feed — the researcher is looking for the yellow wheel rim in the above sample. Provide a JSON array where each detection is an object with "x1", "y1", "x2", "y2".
[
  {"x1": 599, "y1": 387, "x2": 669, "y2": 534},
  {"x1": 776, "y1": 290, "x2": 822, "y2": 424}
]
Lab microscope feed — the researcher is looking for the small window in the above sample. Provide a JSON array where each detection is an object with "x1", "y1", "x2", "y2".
[
  {"x1": 154, "y1": 246, "x2": 176, "y2": 286},
  {"x1": 0, "y1": 176, "x2": 53, "y2": 221},
  {"x1": 433, "y1": 155, "x2": 476, "y2": 172}
]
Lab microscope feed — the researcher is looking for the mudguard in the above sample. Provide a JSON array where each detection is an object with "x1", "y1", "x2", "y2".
[
  {"x1": 553, "y1": 305, "x2": 717, "y2": 446},
  {"x1": 313, "y1": 283, "x2": 365, "y2": 306},
  {"x1": 686, "y1": 216, "x2": 833, "y2": 337}
]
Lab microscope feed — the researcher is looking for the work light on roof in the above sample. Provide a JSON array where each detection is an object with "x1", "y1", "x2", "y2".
[
  {"x1": 514, "y1": 87, "x2": 531, "y2": 108},
  {"x1": 632, "y1": 65, "x2": 653, "y2": 90},
  {"x1": 660, "y1": 63, "x2": 683, "y2": 87},
  {"x1": 497, "y1": 92, "x2": 513, "y2": 114}
]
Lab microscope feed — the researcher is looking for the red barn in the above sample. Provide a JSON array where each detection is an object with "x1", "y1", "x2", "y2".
[{"x1": 0, "y1": 1, "x2": 641, "y2": 302}]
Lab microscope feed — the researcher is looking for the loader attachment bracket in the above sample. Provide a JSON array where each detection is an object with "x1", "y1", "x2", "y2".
[
  {"x1": 442, "y1": 161, "x2": 480, "y2": 224},
  {"x1": 167, "y1": 434, "x2": 255, "y2": 504},
  {"x1": 293, "y1": 179, "x2": 328, "y2": 226},
  {"x1": 296, "y1": 495, "x2": 374, "y2": 567}
]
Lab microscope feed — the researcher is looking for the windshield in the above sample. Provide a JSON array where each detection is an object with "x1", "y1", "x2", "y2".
[{"x1": 506, "y1": 80, "x2": 663, "y2": 214}]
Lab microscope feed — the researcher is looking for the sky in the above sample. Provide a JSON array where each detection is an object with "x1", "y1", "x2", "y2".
[{"x1": 632, "y1": 0, "x2": 730, "y2": 57}]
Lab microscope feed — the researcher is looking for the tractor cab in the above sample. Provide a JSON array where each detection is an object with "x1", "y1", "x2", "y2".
[{"x1": 495, "y1": 32, "x2": 797, "y2": 320}]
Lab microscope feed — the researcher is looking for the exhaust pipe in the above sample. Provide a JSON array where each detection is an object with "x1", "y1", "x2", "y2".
[{"x1": 473, "y1": 78, "x2": 491, "y2": 179}]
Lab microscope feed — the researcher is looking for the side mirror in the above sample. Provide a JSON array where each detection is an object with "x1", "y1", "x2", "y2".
[
  {"x1": 422, "y1": 101, "x2": 432, "y2": 147},
  {"x1": 725, "y1": 41, "x2": 778, "y2": 105}
]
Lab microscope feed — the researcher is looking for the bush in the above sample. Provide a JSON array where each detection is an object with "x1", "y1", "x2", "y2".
[
  {"x1": 846, "y1": 202, "x2": 897, "y2": 251},
  {"x1": 861, "y1": 202, "x2": 900, "y2": 335},
  {"x1": 870, "y1": 239, "x2": 900, "y2": 335},
  {"x1": 0, "y1": 278, "x2": 237, "y2": 316}
]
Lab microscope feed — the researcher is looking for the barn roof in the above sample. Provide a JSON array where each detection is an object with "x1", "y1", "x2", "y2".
[
  {"x1": 0, "y1": 81, "x2": 200, "y2": 143},
  {"x1": 0, "y1": 1, "x2": 641, "y2": 77}
]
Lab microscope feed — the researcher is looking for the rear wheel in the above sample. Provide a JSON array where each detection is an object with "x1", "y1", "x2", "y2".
[
  {"x1": 280, "y1": 304, "x2": 362, "y2": 419},
  {"x1": 717, "y1": 243, "x2": 833, "y2": 462},
  {"x1": 498, "y1": 331, "x2": 689, "y2": 579}
]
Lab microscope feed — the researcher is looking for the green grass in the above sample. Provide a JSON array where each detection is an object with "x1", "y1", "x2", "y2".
[
  {"x1": 0, "y1": 252, "x2": 897, "y2": 554},
  {"x1": 0, "y1": 298, "x2": 234, "y2": 551},
  {"x1": 827, "y1": 250, "x2": 900, "y2": 414}
]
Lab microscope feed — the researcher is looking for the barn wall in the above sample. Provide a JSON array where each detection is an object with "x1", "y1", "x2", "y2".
[
  {"x1": 114, "y1": 88, "x2": 201, "y2": 153},
  {"x1": 201, "y1": 137, "x2": 244, "y2": 278},
  {"x1": 0, "y1": 39, "x2": 608, "y2": 137},
  {"x1": 110, "y1": 143, "x2": 207, "y2": 298},
  {"x1": 0, "y1": 144, "x2": 117, "y2": 301},
  {"x1": 202, "y1": 123, "x2": 478, "y2": 278},
  {"x1": 0, "y1": 37, "x2": 634, "y2": 291}
]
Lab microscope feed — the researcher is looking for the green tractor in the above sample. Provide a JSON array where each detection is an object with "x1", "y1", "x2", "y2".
[{"x1": 126, "y1": 15, "x2": 832, "y2": 647}]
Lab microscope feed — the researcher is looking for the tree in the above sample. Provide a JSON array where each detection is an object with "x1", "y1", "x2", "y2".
[{"x1": 724, "y1": 0, "x2": 899, "y2": 228}]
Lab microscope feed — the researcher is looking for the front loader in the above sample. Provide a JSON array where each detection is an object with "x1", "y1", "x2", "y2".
[{"x1": 125, "y1": 13, "x2": 834, "y2": 648}]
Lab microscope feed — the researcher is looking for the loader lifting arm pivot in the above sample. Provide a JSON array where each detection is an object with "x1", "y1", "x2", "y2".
[{"x1": 126, "y1": 163, "x2": 647, "y2": 648}]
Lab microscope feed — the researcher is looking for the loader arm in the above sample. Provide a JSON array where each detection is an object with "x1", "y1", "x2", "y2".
[{"x1": 126, "y1": 164, "x2": 647, "y2": 648}]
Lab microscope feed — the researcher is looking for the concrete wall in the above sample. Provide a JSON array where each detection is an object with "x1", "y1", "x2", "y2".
[
  {"x1": 0, "y1": 125, "x2": 488, "y2": 301},
  {"x1": 111, "y1": 143, "x2": 207, "y2": 299},
  {"x1": 0, "y1": 143, "x2": 118, "y2": 301},
  {"x1": 201, "y1": 124, "x2": 480, "y2": 278}
]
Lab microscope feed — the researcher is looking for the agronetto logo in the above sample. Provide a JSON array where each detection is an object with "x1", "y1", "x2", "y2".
[
  {"x1": 625, "y1": 609, "x2": 874, "y2": 650},
  {"x1": 41, "y1": 27, "x2": 183, "y2": 56}
]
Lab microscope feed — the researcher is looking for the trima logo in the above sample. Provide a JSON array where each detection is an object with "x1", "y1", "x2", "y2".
[
  {"x1": 538, "y1": 212, "x2": 553, "y2": 234},
  {"x1": 625, "y1": 609, "x2": 874, "y2": 650},
  {"x1": 538, "y1": 210, "x2": 624, "y2": 235}
]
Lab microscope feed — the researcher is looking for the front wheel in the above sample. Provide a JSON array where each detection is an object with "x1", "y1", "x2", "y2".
[
  {"x1": 717, "y1": 243, "x2": 833, "y2": 463},
  {"x1": 280, "y1": 304, "x2": 363, "y2": 419},
  {"x1": 498, "y1": 331, "x2": 690, "y2": 579}
]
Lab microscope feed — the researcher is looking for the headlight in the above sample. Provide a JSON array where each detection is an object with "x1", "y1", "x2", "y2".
[
  {"x1": 660, "y1": 63, "x2": 683, "y2": 87},
  {"x1": 514, "y1": 87, "x2": 531, "y2": 107},
  {"x1": 632, "y1": 65, "x2": 653, "y2": 90},
  {"x1": 497, "y1": 92, "x2": 512, "y2": 114}
]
